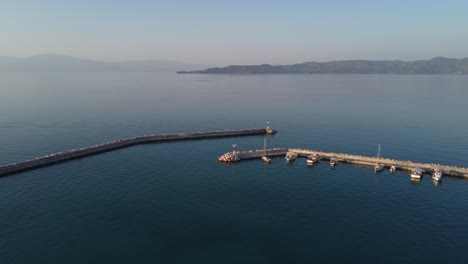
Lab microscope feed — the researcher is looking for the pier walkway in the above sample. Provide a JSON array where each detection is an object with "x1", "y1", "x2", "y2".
[
  {"x1": 0, "y1": 128, "x2": 270, "y2": 177},
  {"x1": 220, "y1": 148, "x2": 468, "y2": 178},
  {"x1": 236, "y1": 148, "x2": 289, "y2": 159}
]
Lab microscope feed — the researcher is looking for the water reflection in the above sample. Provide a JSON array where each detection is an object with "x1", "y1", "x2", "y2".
[
  {"x1": 411, "y1": 178, "x2": 422, "y2": 185},
  {"x1": 433, "y1": 179, "x2": 442, "y2": 187}
]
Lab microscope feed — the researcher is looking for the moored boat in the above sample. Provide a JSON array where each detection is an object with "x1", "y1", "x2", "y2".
[
  {"x1": 375, "y1": 164, "x2": 384, "y2": 172},
  {"x1": 374, "y1": 144, "x2": 383, "y2": 172},
  {"x1": 411, "y1": 168, "x2": 423, "y2": 180},
  {"x1": 432, "y1": 168, "x2": 443, "y2": 181},
  {"x1": 262, "y1": 156, "x2": 272, "y2": 163},
  {"x1": 306, "y1": 153, "x2": 320, "y2": 165},
  {"x1": 285, "y1": 152, "x2": 298, "y2": 162},
  {"x1": 389, "y1": 165, "x2": 396, "y2": 173},
  {"x1": 261, "y1": 135, "x2": 271, "y2": 164},
  {"x1": 330, "y1": 157, "x2": 337, "y2": 167}
]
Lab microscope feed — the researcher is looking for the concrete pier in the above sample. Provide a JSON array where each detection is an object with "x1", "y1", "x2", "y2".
[
  {"x1": 289, "y1": 148, "x2": 468, "y2": 178},
  {"x1": 0, "y1": 128, "x2": 271, "y2": 177},
  {"x1": 219, "y1": 148, "x2": 468, "y2": 179},
  {"x1": 236, "y1": 148, "x2": 289, "y2": 160}
]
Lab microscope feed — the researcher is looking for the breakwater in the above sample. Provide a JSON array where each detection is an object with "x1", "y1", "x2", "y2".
[
  {"x1": 219, "y1": 148, "x2": 468, "y2": 178},
  {"x1": 0, "y1": 128, "x2": 271, "y2": 177}
]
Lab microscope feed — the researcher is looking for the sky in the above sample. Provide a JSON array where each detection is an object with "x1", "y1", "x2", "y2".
[{"x1": 1, "y1": 0, "x2": 468, "y2": 65}]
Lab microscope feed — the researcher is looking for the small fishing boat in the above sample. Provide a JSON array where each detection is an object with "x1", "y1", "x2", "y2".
[
  {"x1": 432, "y1": 168, "x2": 443, "y2": 181},
  {"x1": 330, "y1": 157, "x2": 337, "y2": 167},
  {"x1": 411, "y1": 168, "x2": 423, "y2": 180},
  {"x1": 389, "y1": 166, "x2": 396, "y2": 173},
  {"x1": 285, "y1": 152, "x2": 298, "y2": 162},
  {"x1": 261, "y1": 135, "x2": 271, "y2": 164},
  {"x1": 374, "y1": 144, "x2": 384, "y2": 172},
  {"x1": 306, "y1": 153, "x2": 320, "y2": 165},
  {"x1": 375, "y1": 164, "x2": 384, "y2": 172}
]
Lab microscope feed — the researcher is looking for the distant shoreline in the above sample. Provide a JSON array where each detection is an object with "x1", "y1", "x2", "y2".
[{"x1": 177, "y1": 57, "x2": 468, "y2": 75}]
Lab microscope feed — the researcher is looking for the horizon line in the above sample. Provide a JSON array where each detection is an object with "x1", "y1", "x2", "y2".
[{"x1": 1, "y1": 52, "x2": 468, "y2": 67}]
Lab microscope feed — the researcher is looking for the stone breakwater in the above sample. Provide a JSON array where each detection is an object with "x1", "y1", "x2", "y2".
[{"x1": 0, "y1": 128, "x2": 270, "y2": 177}]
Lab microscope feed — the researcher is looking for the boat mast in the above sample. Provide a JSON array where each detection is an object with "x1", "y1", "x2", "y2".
[{"x1": 377, "y1": 144, "x2": 381, "y2": 159}]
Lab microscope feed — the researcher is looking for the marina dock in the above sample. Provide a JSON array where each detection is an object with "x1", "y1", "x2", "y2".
[
  {"x1": 0, "y1": 128, "x2": 272, "y2": 177},
  {"x1": 219, "y1": 148, "x2": 468, "y2": 179}
]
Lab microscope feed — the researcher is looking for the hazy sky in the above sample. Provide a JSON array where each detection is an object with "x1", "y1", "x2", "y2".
[{"x1": 2, "y1": 0, "x2": 468, "y2": 65}]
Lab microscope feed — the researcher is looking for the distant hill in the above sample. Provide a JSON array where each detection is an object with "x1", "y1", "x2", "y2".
[
  {"x1": 0, "y1": 53, "x2": 209, "y2": 72},
  {"x1": 178, "y1": 57, "x2": 468, "y2": 74}
]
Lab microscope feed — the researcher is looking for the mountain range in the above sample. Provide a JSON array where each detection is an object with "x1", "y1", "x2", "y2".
[
  {"x1": 0, "y1": 53, "x2": 209, "y2": 72},
  {"x1": 177, "y1": 57, "x2": 468, "y2": 74}
]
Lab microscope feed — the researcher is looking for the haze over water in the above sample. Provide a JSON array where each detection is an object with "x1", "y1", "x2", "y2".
[{"x1": 1, "y1": 72, "x2": 468, "y2": 263}]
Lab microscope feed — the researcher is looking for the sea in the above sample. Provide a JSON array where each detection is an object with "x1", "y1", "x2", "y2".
[{"x1": 0, "y1": 72, "x2": 467, "y2": 263}]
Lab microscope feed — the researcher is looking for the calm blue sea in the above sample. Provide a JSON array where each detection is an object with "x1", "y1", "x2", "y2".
[{"x1": 1, "y1": 72, "x2": 468, "y2": 263}]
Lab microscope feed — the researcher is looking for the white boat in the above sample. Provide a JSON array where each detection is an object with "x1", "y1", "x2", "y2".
[
  {"x1": 261, "y1": 135, "x2": 271, "y2": 164},
  {"x1": 375, "y1": 164, "x2": 384, "y2": 172},
  {"x1": 374, "y1": 144, "x2": 384, "y2": 172},
  {"x1": 389, "y1": 166, "x2": 396, "y2": 173},
  {"x1": 411, "y1": 168, "x2": 423, "y2": 180},
  {"x1": 330, "y1": 157, "x2": 337, "y2": 167},
  {"x1": 306, "y1": 153, "x2": 320, "y2": 165},
  {"x1": 285, "y1": 152, "x2": 297, "y2": 162},
  {"x1": 432, "y1": 168, "x2": 443, "y2": 181}
]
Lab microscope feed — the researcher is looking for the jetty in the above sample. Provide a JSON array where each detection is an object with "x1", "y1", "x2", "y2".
[
  {"x1": 0, "y1": 128, "x2": 275, "y2": 177},
  {"x1": 218, "y1": 148, "x2": 468, "y2": 179}
]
